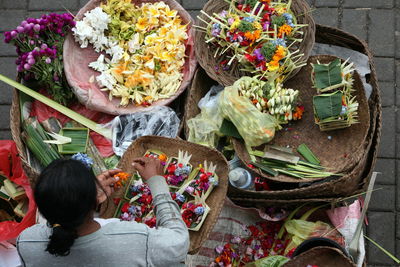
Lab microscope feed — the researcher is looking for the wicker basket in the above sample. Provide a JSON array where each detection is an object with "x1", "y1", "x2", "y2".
[
  {"x1": 233, "y1": 54, "x2": 370, "y2": 183},
  {"x1": 195, "y1": 0, "x2": 315, "y2": 86},
  {"x1": 285, "y1": 246, "x2": 356, "y2": 267},
  {"x1": 184, "y1": 24, "x2": 381, "y2": 199},
  {"x1": 99, "y1": 135, "x2": 229, "y2": 254},
  {"x1": 63, "y1": 0, "x2": 197, "y2": 115}
]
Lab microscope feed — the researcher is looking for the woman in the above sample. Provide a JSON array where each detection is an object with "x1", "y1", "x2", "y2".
[{"x1": 17, "y1": 157, "x2": 189, "y2": 266}]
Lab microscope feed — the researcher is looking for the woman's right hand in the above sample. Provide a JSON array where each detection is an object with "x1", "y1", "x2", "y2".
[{"x1": 132, "y1": 157, "x2": 164, "y2": 181}]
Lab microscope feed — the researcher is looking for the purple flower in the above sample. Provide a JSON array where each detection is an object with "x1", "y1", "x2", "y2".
[
  {"x1": 23, "y1": 63, "x2": 31, "y2": 70},
  {"x1": 215, "y1": 245, "x2": 224, "y2": 254},
  {"x1": 16, "y1": 26, "x2": 24, "y2": 33},
  {"x1": 254, "y1": 48, "x2": 265, "y2": 61},
  {"x1": 262, "y1": 22, "x2": 270, "y2": 31},
  {"x1": 45, "y1": 57, "x2": 52, "y2": 64},
  {"x1": 33, "y1": 24, "x2": 41, "y2": 32},
  {"x1": 10, "y1": 31, "x2": 17, "y2": 38},
  {"x1": 27, "y1": 58, "x2": 35, "y2": 65}
]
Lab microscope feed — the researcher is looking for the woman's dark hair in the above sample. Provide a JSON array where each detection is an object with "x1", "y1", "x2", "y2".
[{"x1": 34, "y1": 159, "x2": 98, "y2": 256}]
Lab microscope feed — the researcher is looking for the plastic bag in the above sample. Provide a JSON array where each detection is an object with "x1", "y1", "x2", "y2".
[
  {"x1": 187, "y1": 86, "x2": 224, "y2": 148},
  {"x1": 0, "y1": 140, "x2": 36, "y2": 242},
  {"x1": 284, "y1": 219, "x2": 345, "y2": 254},
  {"x1": 112, "y1": 106, "x2": 180, "y2": 156},
  {"x1": 219, "y1": 84, "x2": 278, "y2": 147}
]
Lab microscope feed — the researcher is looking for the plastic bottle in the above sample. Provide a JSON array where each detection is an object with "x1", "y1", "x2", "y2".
[{"x1": 229, "y1": 167, "x2": 253, "y2": 189}]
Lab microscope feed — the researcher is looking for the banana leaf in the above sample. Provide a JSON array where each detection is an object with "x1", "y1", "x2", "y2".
[
  {"x1": 313, "y1": 91, "x2": 343, "y2": 120},
  {"x1": 313, "y1": 58, "x2": 342, "y2": 89}
]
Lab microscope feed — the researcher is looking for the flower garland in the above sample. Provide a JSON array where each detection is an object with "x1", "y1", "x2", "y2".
[
  {"x1": 4, "y1": 13, "x2": 76, "y2": 105},
  {"x1": 198, "y1": 0, "x2": 306, "y2": 82},
  {"x1": 72, "y1": 0, "x2": 188, "y2": 107},
  {"x1": 181, "y1": 201, "x2": 207, "y2": 229}
]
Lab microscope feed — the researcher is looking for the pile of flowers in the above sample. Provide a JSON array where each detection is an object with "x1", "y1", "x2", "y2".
[
  {"x1": 164, "y1": 150, "x2": 193, "y2": 187},
  {"x1": 198, "y1": 0, "x2": 306, "y2": 81},
  {"x1": 144, "y1": 150, "x2": 168, "y2": 162},
  {"x1": 113, "y1": 172, "x2": 130, "y2": 188},
  {"x1": 233, "y1": 76, "x2": 303, "y2": 125},
  {"x1": 4, "y1": 13, "x2": 76, "y2": 105},
  {"x1": 73, "y1": 0, "x2": 188, "y2": 106},
  {"x1": 211, "y1": 221, "x2": 289, "y2": 266}
]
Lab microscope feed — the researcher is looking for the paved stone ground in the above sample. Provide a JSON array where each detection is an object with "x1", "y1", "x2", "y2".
[{"x1": 0, "y1": 0, "x2": 399, "y2": 265}]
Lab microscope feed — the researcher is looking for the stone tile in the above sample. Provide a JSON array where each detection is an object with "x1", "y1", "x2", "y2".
[
  {"x1": 341, "y1": 9, "x2": 367, "y2": 40},
  {"x1": 315, "y1": 0, "x2": 337, "y2": 7},
  {"x1": 374, "y1": 57, "x2": 395, "y2": 82},
  {"x1": 378, "y1": 107, "x2": 395, "y2": 158},
  {"x1": 397, "y1": 212, "x2": 400, "y2": 239},
  {"x1": 80, "y1": 0, "x2": 89, "y2": 7},
  {"x1": 0, "y1": 0, "x2": 27, "y2": 9},
  {"x1": 0, "y1": 41, "x2": 16, "y2": 57},
  {"x1": 0, "y1": 130, "x2": 12, "y2": 140},
  {"x1": 312, "y1": 8, "x2": 339, "y2": 28},
  {"x1": 374, "y1": 158, "x2": 395, "y2": 184},
  {"x1": 0, "y1": 10, "x2": 26, "y2": 33},
  {"x1": 380, "y1": 81, "x2": 395, "y2": 107},
  {"x1": 397, "y1": 61, "x2": 400, "y2": 105},
  {"x1": 28, "y1": 0, "x2": 79, "y2": 11},
  {"x1": 366, "y1": 212, "x2": 396, "y2": 265},
  {"x1": 188, "y1": 10, "x2": 201, "y2": 21},
  {"x1": 369, "y1": 9, "x2": 395, "y2": 57},
  {"x1": 369, "y1": 185, "x2": 395, "y2": 211},
  {"x1": 343, "y1": 0, "x2": 394, "y2": 8},
  {"x1": 0, "y1": 57, "x2": 18, "y2": 105},
  {"x1": 182, "y1": 0, "x2": 207, "y2": 10},
  {"x1": 397, "y1": 15, "x2": 400, "y2": 58},
  {"x1": 0, "y1": 105, "x2": 11, "y2": 130},
  {"x1": 27, "y1": 10, "x2": 78, "y2": 18}
]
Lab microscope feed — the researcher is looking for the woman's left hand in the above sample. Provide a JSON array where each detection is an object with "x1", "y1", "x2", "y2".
[{"x1": 96, "y1": 169, "x2": 122, "y2": 204}]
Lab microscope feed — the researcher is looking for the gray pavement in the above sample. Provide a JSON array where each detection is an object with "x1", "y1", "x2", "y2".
[{"x1": 0, "y1": 0, "x2": 399, "y2": 265}]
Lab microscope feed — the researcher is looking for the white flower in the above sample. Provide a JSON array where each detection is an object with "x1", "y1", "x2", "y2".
[
  {"x1": 106, "y1": 44, "x2": 124, "y2": 63},
  {"x1": 128, "y1": 33, "x2": 141, "y2": 53},
  {"x1": 84, "y1": 7, "x2": 110, "y2": 31},
  {"x1": 88, "y1": 54, "x2": 109, "y2": 72},
  {"x1": 96, "y1": 71, "x2": 116, "y2": 90}
]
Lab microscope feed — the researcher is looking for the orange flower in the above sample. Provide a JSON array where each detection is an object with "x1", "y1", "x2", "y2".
[
  {"x1": 114, "y1": 172, "x2": 131, "y2": 188},
  {"x1": 158, "y1": 154, "x2": 167, "y2": 162},
  {"x1": 278, "y1": 24, "x2": 292, "y2": 37},
  {"x1": 293, "y1": 106, "x2": 305, "y2": 120}
]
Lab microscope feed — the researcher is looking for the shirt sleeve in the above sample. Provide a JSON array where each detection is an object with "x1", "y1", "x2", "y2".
[{"x1": 146, "y1": 175, "x2": 189, "y2": 266}]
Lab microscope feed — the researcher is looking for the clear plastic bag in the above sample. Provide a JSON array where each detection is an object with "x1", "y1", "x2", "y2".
[
  {"x1": 112, "y1": 106, "x2": 180, "y2": 156},
  {"x1": 187, "y1": 86, "x2": 224, "y2": 148},
  {"x1": 219, "y1": 84, "x2": 278, "y2": 147}
]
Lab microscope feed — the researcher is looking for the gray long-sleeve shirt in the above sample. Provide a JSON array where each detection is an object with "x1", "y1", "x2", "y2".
[{"x1": 16, "y1": 176, "x2": 189, "y2": 267}]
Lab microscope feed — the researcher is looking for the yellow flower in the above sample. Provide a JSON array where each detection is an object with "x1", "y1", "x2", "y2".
[
  {"x1": 136, "y1": 17, "x2": 148, "y2": 31},
  {"x1": 148, "y1": 6, "x2": 160, "y2": 17}
]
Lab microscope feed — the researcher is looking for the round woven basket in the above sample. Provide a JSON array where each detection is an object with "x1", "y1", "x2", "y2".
[
  {"x1": 99, "y1": 135, "x2": 229, "y2": 254},
  {"x1": 63, "y1": 0, "x2": 197, "y2": 115},
  {"x1": 285, "y1": 246, "x2": 356, "y2": 267},
  {"x1": 195, "y1": 0, "x2": 315, "y2": 86},
  {"x1": 184, "y1": 24, "x2": 381, "y2": 199}
]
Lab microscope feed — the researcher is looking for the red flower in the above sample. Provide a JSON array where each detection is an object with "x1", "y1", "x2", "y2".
[
  {"x1": 121, "y1": 202, "x2": 130, "y2": 213},
  {"x1": 245, "y1": 54, "x2": 257, "y2": 63}
]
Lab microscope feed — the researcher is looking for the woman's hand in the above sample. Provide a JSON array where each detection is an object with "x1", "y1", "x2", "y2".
[
  {"x1": 96, "y1": 169, "x2": 121, "y2": 204},
  {"x1": 132, "y1": 157, "x2": 163, "y2": 181}
]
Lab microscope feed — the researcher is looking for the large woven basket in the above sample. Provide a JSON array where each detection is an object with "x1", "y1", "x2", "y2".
[
  {"x1": 195, "y1": 0, "x2": 315, "y2": 86},
  {"x1": 233, "y1": 55, "x2": 370, "y2": 183},
  {"x1": 184, "y1": 24, "x2": 381, "y2": 199},
  {"x1": 99, "y1": 135, "x2": 229, "y2": 254}
]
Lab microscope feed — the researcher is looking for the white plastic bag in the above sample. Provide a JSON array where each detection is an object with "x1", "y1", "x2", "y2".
[{"x1": 112, "y1": 106, "x2": 180, "y2": 156}]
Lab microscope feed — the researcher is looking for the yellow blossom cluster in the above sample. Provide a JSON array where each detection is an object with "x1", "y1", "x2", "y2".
[{"x1": 103, "y1": 1, "x2": 188, "y2": 106}]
